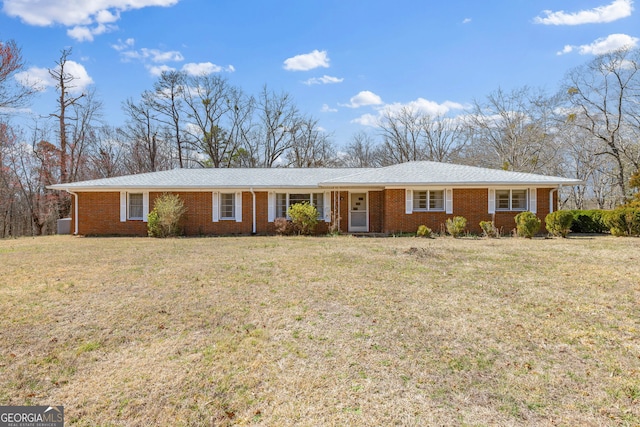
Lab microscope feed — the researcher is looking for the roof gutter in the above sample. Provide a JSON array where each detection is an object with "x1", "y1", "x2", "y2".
[
  {"x1": 550, "y1": 186, "x2": 559, "y2": 213},
  {"x1": 250, "y1": 187, "x2": 257, "y2": 235},
  {"x1": 67, "y1": 190, "x2": 79, "y2": 235}
]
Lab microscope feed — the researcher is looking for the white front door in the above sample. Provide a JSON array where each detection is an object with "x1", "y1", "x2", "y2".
[{"x1": 349, "y1": 192, "x2": 368, "y2": 232}]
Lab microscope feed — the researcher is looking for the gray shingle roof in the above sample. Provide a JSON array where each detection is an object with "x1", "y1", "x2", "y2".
[
  {"x1": 48, "y1": 168, "x2": 370, "y2": 190},
  {"x1": 321, "y1": 161, "x2": 583, "y2": 186},
  {"x1": 48, "y1": 161, "x2": 582, "y2": 191}
]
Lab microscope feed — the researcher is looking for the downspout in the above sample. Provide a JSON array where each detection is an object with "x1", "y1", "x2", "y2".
[
  {"x1": 67, "y1": 190, "x2": 79, "y2": 235},
  {"x1": 549, "y1": 187, "x2": 558, "y2": 213},
  {"x1": 250, "y1": 187, "x2": 256, "y2": 235}
]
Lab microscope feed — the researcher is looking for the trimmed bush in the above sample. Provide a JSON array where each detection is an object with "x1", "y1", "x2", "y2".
[
  {"x1": 479, "y1": 220, "x2": 498, "y2": 238},
  {"x1": 545, "y1": 210, "x2": 574, "y2": 238},
  {"x1": 514, "y1": 211, "x2": 541, "y2": 238},
  {"x1": 445, "y1": 216, "x2": 467, "y2": 238},
  {"x1": 148, "y1": 193, "x2": 187, "y2": 238},
  {"x1": 416, "y1": 225, "x2": 432, "y2": 238},
  {"x1": 287, "y1": 202, "x2": 319, "y2": 235},
  {"x1": 602, "y1": 207, "x2": 640, "y2": 236},
  {"x1": 570, "y1": 210, "x2": 607, "y2": 233}
]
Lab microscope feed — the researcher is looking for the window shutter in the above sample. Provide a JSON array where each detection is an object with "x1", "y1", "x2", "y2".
[
  {"x1": 120, "y1": 192, "x2": 127, "y2": 222},
  {"x1": 529, "y1": 188, "x2": 537, "y2": 213},
  {"x1": 142, "y1": 192, "x2": 149, "y2": 223},
  {"x1": 235, "y1": 191, "x2": 243, "y2": 222},
  {"x1": 212, "y1": 192, "x2": 219, "y2": 222},
  {"x1": 488, "y1": 189, "x2": 496, "y2": 214},
  {"x1": 268, "y1": 192, "x2": 275, "y2": 222},
  {"x1": 405, "y1": 189, "x2": 413, "y2": 214},
  {"x1": 323, "y1": 192, "x2": 331, "y2": 222},
  {"x1": 445, "y1": 189, "x2": 453, "y2": 214}
]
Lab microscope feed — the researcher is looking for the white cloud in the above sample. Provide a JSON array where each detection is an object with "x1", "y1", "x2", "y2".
[
  {"x1": 120, "y1": 47, "x2": 184, "y2": 63},
  {"x1": 283, "y1": 49, "x2": 330, "y2": 71},
  {"x1": 303, "y1": 75, "x2": 344, "y2": 85},
  {"x1": 148, "y1": 64, "x2": 175, "y2": 76},
  {"x1": 351, "y1": 97, "x2": 468, "y2": 127},
  {"x1": 557, "y1": 33, "x2": 639, "y2": 55},
  {"x1": 462, "y1": 18, "x2": 472, "y2": 24},
  {"x1": 113, "y1": 40, "x2": 234, "y2": 77},
  {"x1": 181, "y1": 62, "x2": 235, "y2": 75},
  {"x1": 383, "y1": 98, "x2": 467, "y2": 117},
  {"x1": 557, "y1": 45, "x2": 575, "y2": 55},
  {"x1": 95, "y1": 9, "x2": 120, "y2": 23},
  {"x1": 2, "y1": 0, "x2": 179, "y2": 29},
  {"x1": 534, "y1": 0, "x2": 633, "y2": 25},
  {"x1": 321, "y1": 104, "x2": 338, "y2": 113},
  {"x1": 341, "y1": 91, "x2": 383, "y2": 108},
  {"x1": 67, "y1": 23, "x2": 116, "y2": 42},
  {"x1": 112, "y1": 38, "x2": 135, "y2": 51},
  {"x1": 351, "y1": 113, "x2": 379, "y2": 127},
  {"x1": 14, "y1": 61, "x2": 93, "y2": 94},
  {"x1": 14, "y1": 67, "x2": 52, "y2": 92}
]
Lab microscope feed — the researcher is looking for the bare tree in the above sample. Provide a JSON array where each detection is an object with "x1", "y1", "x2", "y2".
[
  {"x1": 225, "y1": 87, "x2": 255, "y2": 167},
  {"x1": 377, "y1": 107, "x2": 467, "y2": 165},
  {"x1": 378, "y1": 107, "x2": 425, "y2": 164},
  {"x1": 421, "y1": 114, "x2": 467, "y2": 162},
  {"x1": 563, "y1": 47, "x2": 640, "y2": 202},
  {"x1": 145, "y1": 70, "x2": 188, "y2": 168},
  {"x1": 48, "y1": 48, "x2": 86, "y2": 184},
  {"x1": 465, "y1": 86, "x2": 558, "y2": 173},
  {"x1": 183, "y1": 74, "x2": 236, "y2": 167},
  {"x1": 286, "y1": 117, "x2": 337, "y2": 167},
  {"x1": 0, "y1": 39, "x2": 37, "y2": 111},
  {"x1": 88, "y1": 125, "x2": 125, "y2": 178},
  {"x1": 66, "y1": 89, "x2": 103, "y2": 182},
  {"x1": 342, "y1": 131, "x2": 382, "y2": 167},
  {"x1": 121, "y1": 97, "x2": 171, "y2": 173},
  {"x1": 254, "y1": 86, "x2": 302, "y2": 167},
  {"x1": 1, "y1": 125, "x2": 59, "y2": 235}
]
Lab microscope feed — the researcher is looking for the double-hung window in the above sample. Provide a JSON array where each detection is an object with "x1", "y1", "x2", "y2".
[
  {"x1": 128, "y1": 193, "x2": 144, "y2": 220},
  {"x1": 276, "y1": 193, "x2": 324, "y2": 219},
  {"x1": 496, "y1": 189, "x2": 527, "y2": 211},
  {"x1": 219, "y1": 193, "x2": 235, "y2": 220},
  {"x1": 413, "y1": 190, "x2": 445, "y2": 211}
]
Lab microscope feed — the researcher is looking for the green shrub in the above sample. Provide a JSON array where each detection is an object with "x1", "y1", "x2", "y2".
[
  {"x1": 416, "y1": 225, "x2": 432, "y2": 238},
  {"x1": 479, "y1": 220, "x2": 498, "y2": 238},
  {"x1": 602, "y1": 207, "x2": 640, "y2": 236},
  {"x1": 287, "y1": 202, "x2": 319, "y2": 235},
  {"x1": 514, "y1": 211, "x2": 541, "y2": 238},
  {"x1": 148, "y1": 193, "x2": 187, "y2": 238},
  {"x1": 570, "y1": 210, "x2": 607, "y2": 233},
  {"x1": 545, "y1": 210, "x2": 574, "y2": 238},
  {"x1": 445, "y1": 216, "x2": 467, "y2": 238}
]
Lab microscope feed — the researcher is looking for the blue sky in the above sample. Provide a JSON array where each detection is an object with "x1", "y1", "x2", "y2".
[{"x1": 1, "y1": 0, "x2": 638, "y2": 147}]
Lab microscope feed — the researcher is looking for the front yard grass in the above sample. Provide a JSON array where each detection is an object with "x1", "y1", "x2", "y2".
[{"x1": 0, "y1": 235, "x2": 638, "y2": 426}]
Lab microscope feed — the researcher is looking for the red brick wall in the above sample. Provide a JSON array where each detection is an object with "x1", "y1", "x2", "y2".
[
  {"x1": 72, "y1": 188, "x2": 555, "y2": 236},
  {"x1": 381, "y1": 188, "x2": 554, "y2": 235},
  {"x1": 75, "y1": 192, "x2": 147, "y2": 236}
]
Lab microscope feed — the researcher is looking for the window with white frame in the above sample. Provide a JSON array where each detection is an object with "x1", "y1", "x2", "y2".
[
  {"x1": 219, "y1": 193, "x2": 235, "y2": 219},
  {"x1": 128, "y1": 193, "x2": 144, "y2": 220},
  {"x1": 276, "y1": 193, "x2": 324, "y2": 219},
  {"x1": 413, "y1": 190, "x2": 445, "y2": 211},
  {"x1": 496, "y1": 189, "x2": 528, "y2": 211}
]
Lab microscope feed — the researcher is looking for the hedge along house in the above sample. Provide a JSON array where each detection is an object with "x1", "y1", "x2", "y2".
[{"x1": 47, "y1": 161, "x2": 583, "y2": 236}]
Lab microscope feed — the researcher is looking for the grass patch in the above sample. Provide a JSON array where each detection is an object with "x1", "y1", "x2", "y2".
[{"x1": 1, "y1": 235, "x2": 639, "y2": 425}]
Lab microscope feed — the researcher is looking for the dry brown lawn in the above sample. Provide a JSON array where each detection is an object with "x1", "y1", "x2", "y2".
[{"x1": 0, "y1": 235, "x2": 639, "y2": 426}]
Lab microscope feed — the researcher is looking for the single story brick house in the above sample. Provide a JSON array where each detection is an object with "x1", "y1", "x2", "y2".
[{"x1": 47, "y1": 161, "x2": 582, "y2": 236}]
